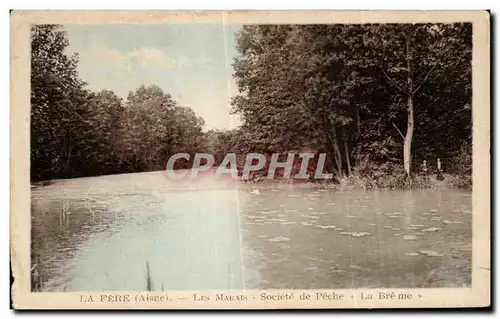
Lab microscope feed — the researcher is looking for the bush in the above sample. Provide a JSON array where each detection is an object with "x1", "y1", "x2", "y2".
[{"x1": 447, "y1": 143, "x2": 472, "y2": 190}]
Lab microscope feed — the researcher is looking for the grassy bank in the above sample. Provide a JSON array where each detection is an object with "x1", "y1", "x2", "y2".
[{"x1": 243, "y1": 164, "x2": 471, "y2": 191}]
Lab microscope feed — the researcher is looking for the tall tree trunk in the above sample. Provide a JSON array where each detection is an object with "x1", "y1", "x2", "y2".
[
  {"x1": 342, "y1": 127, "x2": 352, "y2": 176},
  {"x1": 404, "y1": 33, "x2": 414, "y2": 177}
]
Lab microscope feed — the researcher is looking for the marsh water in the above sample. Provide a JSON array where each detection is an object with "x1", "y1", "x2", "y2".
[{"x1": 31, "y1": 171, "x2": 472, "y2": 291}]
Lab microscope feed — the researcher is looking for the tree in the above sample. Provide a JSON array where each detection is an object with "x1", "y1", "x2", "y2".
[
  {"x1": 31, "y1": 24, "x2": 87, "y2": 180},
  {"x1": 362, "y1": 23, "x2": 472, "y2": 176}
]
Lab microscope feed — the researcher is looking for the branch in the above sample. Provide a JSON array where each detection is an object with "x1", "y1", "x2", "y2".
[
  {"x1": 391, "y1": 121, "x2": 405, "y2": 140},
  {"x1": 412, "y1": 61, "x2": 440, "y2": 95},
  {"x1": 381, "y1": 67, "x2": 406, "y2": 94}
]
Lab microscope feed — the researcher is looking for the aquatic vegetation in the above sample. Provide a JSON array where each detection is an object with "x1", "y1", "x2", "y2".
[
  {"x1": 442, "y1": 220, "x2": 463, "y2": 224},
  {"x1": 316, "y1": 225, "x2": 337, "y2": 229},
  {"x1": 406, "y1": 252, "x2": 420, "y2": 256},
  {"x1": 145, "y1": 261, "x2": 153, "y2": 291},
  {"x1": 339, "y1": 231, "x2": 371, "y2": 237}
]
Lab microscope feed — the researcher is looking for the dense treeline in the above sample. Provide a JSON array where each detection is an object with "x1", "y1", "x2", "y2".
[
  {"x1": 31, "y1": 25, "x2": 206, "y2": 181},
  {"x1": 223, "y1": 23, "x2": 472, "y2": 187}
]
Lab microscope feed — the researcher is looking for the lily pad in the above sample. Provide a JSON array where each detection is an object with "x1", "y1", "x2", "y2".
[
  {"x1": 419, "y1": 250, "x2": 444, "y2": 257},
  {"x1": 406, "y1": 252, "x2": 420, "y2": 257},
  {"x1": 340, "y1": 231, "x2": 371, "y2": 237},
  {"x1": 316, "y1": 225, "x2": 337, "y2": 229},
  {"x1": 403, "y1": 235, "x2": 418, "y2": 240},
  {"x1": 352, "y1": 232, "x2": 371, "y2": 237},
  {"x1": 442, "y1": 220, "x2": 463, "y2": 225},
  {"x1": 268, "y1": 236, "x2": 291, "y2": 242},
  {"x1": 349, "y1": 265, "x2": 364, "y2": 270}
]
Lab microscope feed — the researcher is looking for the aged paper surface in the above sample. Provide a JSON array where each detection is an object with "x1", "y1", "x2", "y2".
[{"x1": 11, "y1": 10, "x2": 490, "y2": 309}]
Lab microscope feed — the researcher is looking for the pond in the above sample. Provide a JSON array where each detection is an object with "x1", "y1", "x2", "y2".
[{"x1": 30, "y1": 171, "x2": 472, "y2": 291}]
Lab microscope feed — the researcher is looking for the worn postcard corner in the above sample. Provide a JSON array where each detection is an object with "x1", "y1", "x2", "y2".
[{"x1": 10, "y1": 10, "x2": 490, "y2": 310}]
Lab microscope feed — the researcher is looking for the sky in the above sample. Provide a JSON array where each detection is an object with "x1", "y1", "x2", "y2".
[{"x1": 64, "y1": 24, "x2": 242, "y2": 131}]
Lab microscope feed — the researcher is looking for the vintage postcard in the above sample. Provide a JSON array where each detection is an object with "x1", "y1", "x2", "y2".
[{"x1": 11, "y1": 10, "x2": 490, "y2": 309}]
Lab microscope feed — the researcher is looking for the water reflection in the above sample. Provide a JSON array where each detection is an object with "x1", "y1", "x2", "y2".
[{"x1": 31, "y1": 172, "x2": 472, "y2": 291}]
